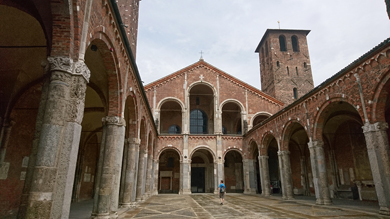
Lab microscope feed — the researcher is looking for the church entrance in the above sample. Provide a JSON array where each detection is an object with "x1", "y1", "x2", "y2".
[
  {"x1": 191, "y1": 167, "x2": 205, "y2": 193},
  {"x1": 190, "y1": 148, "x2": 215, "y2": 193}
]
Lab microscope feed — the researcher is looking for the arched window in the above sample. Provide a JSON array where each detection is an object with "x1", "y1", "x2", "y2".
[
  {"x1": 304, "y1": 62, "x2": 307, "y2": 68},
  {"x1": 190, "y1": 109, "x2": 208, "y2": 134},
  {"x1": 276, "y1": 61, "x2": 280, "y2": 67},
  {"x1": 168, "y1": 125, "x2": 181, "y2": 134},
  {"x1": 292, "y1": 36, "x2": 299, "y2": 52},
  {"x1": 293, "y1": 88, "x2": 298, "y2": 99},
  {"x1": 287, "y1": 66, "x2": 289, "y2": 75},
  {"x1": 279, "y1": 35, "x2": 287, "y2": 51},
  {"x1": 296, "y1": 67, "x2": 299, "y2": 76}
]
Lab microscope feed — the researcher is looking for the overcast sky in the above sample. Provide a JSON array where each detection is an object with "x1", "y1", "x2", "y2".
[{"x1": 136, "y1": 1, "x2": 390, "y2": 90}]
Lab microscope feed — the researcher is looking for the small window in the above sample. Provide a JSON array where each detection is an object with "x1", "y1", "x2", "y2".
[
  {"x1": 292, "y1": 36, "x2": 299, "y2": 52},
  {"x1": 304, "y1": 62, "x2": 307, "y2": 68},
  {"x1": 287, "y1": 67, "x2": 289, "y2": 76},
  {"x1": 168, "y1": 125, "x2": 181, "y2": 134},
  {"x1": 279, "y1": 35, "x2": 287, "y2": 51},
  {"x1": 293, "y1": 88, "x2": 298, "y2": 99},
  {"x1": 296, "y1": 67, "x2": 298, "y2": 76},
  {"x1": 276, "y1": 61, "x2": 280, "y2": 67}
]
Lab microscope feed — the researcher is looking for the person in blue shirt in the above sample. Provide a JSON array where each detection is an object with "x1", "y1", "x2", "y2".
[{"x1": 219, "y1": 180, "x2": 225, "y2": 205}]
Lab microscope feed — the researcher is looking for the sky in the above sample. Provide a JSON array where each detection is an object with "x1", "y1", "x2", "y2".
[{"x1": 136, "y1": 0, "x2": 390, "y2": 90}]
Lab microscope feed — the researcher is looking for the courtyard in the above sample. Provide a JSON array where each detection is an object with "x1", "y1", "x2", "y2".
[{"x1": 70, "y1": 194, "x2": 390, "y2": 219}]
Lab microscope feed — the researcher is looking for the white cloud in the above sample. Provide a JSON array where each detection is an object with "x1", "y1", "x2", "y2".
[{"x1": 136, "y1": 0, "x2": 390, "y2": 89}]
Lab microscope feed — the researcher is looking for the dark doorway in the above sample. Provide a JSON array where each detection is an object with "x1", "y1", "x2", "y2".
[{"x1": 191, "y1": 167, "x2": 205, "y2": 193}]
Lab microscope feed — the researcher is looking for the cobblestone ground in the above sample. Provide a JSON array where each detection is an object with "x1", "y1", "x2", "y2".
[{"x1": 119, "y1": 194, "x2": 390, "y2": 219}]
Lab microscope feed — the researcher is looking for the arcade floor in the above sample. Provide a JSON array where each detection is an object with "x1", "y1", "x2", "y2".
[{"x1": 70, "y1": 193, "x2": 390, "y2": 219}]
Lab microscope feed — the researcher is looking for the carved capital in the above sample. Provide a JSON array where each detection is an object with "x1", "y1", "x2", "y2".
[
  {"x1": 362, "y1": 122, "x2": 388, "y2": 133},
  {"x1": 102, "y1": 116, "x2": 126, "y2": 126},
  {"x1": 278, "y1": 150, "x2": 290, "y2": 156},
  {"x1": 47, "y1": 56, "x2": 90, "y2": 82},
  {"x1": 308, "y1": 140, "x2": 324, "y2": 149}
]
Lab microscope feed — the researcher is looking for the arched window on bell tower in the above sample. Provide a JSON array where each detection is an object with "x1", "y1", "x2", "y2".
[
  {"x1": 279, "y1": 35, "x2": 287, "y2": 51},
  {"x1": 292, "y1": 35, "x2": 299, "y2": 52},
  {"x1": 293, "y1": 88, "x2": 298, "y2": 99}
]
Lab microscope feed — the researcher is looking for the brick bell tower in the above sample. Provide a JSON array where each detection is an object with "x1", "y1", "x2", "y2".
[{"x1": 255, "y1": 29, "x2": 314, "y2": 105}]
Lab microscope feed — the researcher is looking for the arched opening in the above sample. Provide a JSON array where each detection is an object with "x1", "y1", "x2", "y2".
[
  {"x1": 293, "y1": 88, "x2": 298, "y2": 99},
  {"x1": 268, "y1": 138, "x2": 280, "y2": 194},
  {"x1": 222, "y1": 102, "x2": 242, "y2": 135},
  {"x1": 318, "y1": 101, "x2": 372, "y2": 201},
  {"x1": 191, "y1": 149, "x2": 215, "y2": 193},
  {"x1": 292, "y1": 35, "x2": 299, "y2": 52},
  {"x1": 250, "y1": 141, "x2": 261, "y2": 194},
  {"x1": 252, "y1": 114, "x2": 270, "y2": 127},
  {"x1": 160, "y1": 100, "x2": 182, "y2": 134},
  {"x1": 224, "y1": 150, "x2": 244, "y2": 193},
  {"x1": 189, "y1": 84, "x2": 214, "y2": 134},
  {"x1": 158, "y1": 149, "x2": 180, "y2": 193},
  {"x1": 284, "y1": 122, "x2": 311, "y2": 196},
  {"x1": 0, "y1": 5, "x2": 47, "y2": 216},
  {"x1": 279, "y1": 35, "x2": 287, "y2": 51}
]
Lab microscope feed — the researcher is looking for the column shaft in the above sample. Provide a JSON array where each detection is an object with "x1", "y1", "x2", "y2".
[
  {"x1": 121, "y1": 139, "x2": 140, "y2": 206},
  {"x1": 259, "y1": 156, "x2": 271, "y2": 196},
  {"x1": 279, "y1": 150, "x2": 294, "y2": 200}
]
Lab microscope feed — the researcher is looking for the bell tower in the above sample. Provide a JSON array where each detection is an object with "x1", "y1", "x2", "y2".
[{"x1": 255, "y1": 29, "x2": 314, "y2": 105}]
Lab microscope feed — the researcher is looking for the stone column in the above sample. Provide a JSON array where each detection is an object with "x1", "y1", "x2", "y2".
[
  {"x1": 20, "y1": 57, "x2": 90, "y2": 219},
  {"x1": 362, "y1": 122, "x2": 390, "y2": 215},
  {"x1": 92, "y1": 116, "x2": 125, "y2": 218},
  {"x1": 136, "y1": 148, "x2": 147, "y2": 201},
  {"x1": 300, "y1": 156, "x2": 310, "y2": 196},
  {"x1": 259, "y1": 155, "x2": 271, "y2": 196},
  {"x1": 120, "y1": 138, "x2": 140, "y2": 207},
  {"x1": 308, "y1": 140, "x2": 331, "y2": 205},
  {"x1": 180, "y1": 160, "x2": 191, "y2": 194},
  {"x1": 215, "y1": 135, "x2": 223, "y2": 193},
  {"x1": 144, "y1": 154, "x2": 153, "y2": 196},
  {"x1": 278, "y1": 150, "x2": 294, "y2": 200},
  {"x1": 243, "y1": 159, "x2": 257, "y2": 194},
  {"x1": 152, "y1": 159, "x2": 159, "y2": 195}
]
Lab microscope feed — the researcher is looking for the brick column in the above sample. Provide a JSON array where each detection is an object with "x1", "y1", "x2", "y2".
[
  {"x1": 92, "y1": 116, "x2": 125, "y2": 218},
  {"x1": 308, "y1": 140, "x2": 331, "y2": 205},
  {"x1": 120, "y1": 138, "x2": 140, "y2": 207},
  {"x1": 278, "y1": 150, "x2": 294, "y2": 200},
  {"x1": 259, "y1": 155, "x2": 271, "y2": 196},
  {"x1": 20, "y1": 57, "x2": 89, "y2": 219},
  {"x1": 362, "y1": 122, "x2": 390, "y2": 215}
]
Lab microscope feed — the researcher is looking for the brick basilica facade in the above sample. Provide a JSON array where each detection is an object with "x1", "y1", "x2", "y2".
[{"x1": 0, "y1": 0, "x2": 390, "y2": 218}]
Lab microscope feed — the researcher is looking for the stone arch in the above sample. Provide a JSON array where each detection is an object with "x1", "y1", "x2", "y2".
[
  {"x1": 187, "y1": 81, "x2": 217, "y2": 94},
  {"x1": 157, "y1": 147, "x2": 183, "y2": 162},
  {"x1": 223, "y1": 149, "x2": 244, "y2": 193},
  {"x1": 260, "y1": 132, "x2": 277, "y2": 155},
  {"x1": 313, "y1": 97, "x2": 364, "y2": 141},
  {"x1": 220, "y1": 99, "x2": 245, "y2": 112},
  {"x1": 157, "y1": 97, "x2": 185, "y2": 111},
  {"x1": 190, "y1": 146, "x2": 217, "y2": 162},
  {"x1": 124, "y1": 93, "x2": 138, "y2": 139},
  {"x1": 223, "y1": 148, "x2": 244, "y2": 161}
]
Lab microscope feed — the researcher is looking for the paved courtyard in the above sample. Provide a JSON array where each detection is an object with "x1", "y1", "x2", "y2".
[{"x1": 117, "y1": 194, "x2": 390, "y2": 219}]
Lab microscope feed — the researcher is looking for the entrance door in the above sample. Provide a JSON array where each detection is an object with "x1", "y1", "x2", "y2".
[{"x1": 191, "y1": 167, "x2": 205, "y2": 193}]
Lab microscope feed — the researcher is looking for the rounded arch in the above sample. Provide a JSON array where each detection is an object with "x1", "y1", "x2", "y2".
[
  {"x1": 190, "y1": 145, "x2": 217, "y2": 162},
  {"x1": 260, "y1": 132, "x2": 278, "y2": 155},
  {"x1": 251, "y1": 112, "x2": 272, "y2": 127},
  {"x1": 371, "y1": 67, "x2": 390, "y2": 123},
  {"x1": 86, "y1": 34, "x2": 121, "y2": 116},
  {"x1": 187, "y1": 81, "x2": 217, "y2": 95},
  {"x1": 219, "y1": 99, "x2": 245, "y2": 112},
  {"x1": 281, "y1": 119, "x2": 308, "y2": 151},
  {"x1": 279, "y1": 35, "x2": 287, "y2": 51},
  {"x1": 124, "y1": 93, "x2": 138, "y2": 139},
  {"x1": 223, "y1": 148, "x2": 244, "y2": 161},
  {"x1": 157, "y1": 147, "x2": 183, "y2": 162},
  {"x1": 157, "y1": 97, "x2": 185, "y2": 111},
  {"x1": 313, "y1": 97, "x2": 364, "y2": 141}
]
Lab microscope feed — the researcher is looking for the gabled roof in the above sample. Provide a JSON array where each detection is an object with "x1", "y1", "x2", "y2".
[
  {"x1": 144, "y1": 59, "x2": 284, "y2": 105},
  {"x1": 255, "y1": 29, "x2": 311, "y2": 53}
]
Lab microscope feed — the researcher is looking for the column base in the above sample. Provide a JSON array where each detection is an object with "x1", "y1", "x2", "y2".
[
  {"x1": 91, "y1": 212, "x2": 118, "y2": 219},
  {"x1": 379, "y1": 207, "x2": 390, "y2": 215},
  {"x1": 179, "y1": 189, "x2": 192, "y2": 195},
  {"x1": 244, "y1": 189, "x2": 257, "y2": 195}
]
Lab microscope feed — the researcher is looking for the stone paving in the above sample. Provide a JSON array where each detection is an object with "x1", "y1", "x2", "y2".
[{"x1": 118, "y1": 194, "x2": 390, "y2": 219}]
